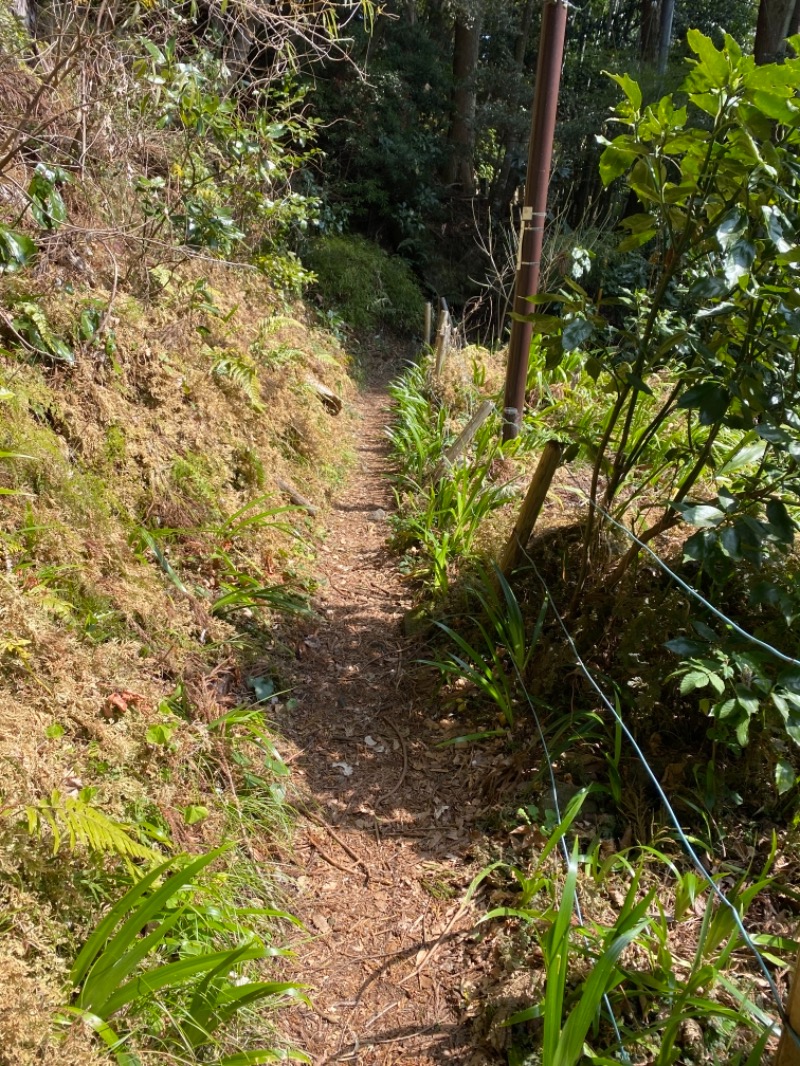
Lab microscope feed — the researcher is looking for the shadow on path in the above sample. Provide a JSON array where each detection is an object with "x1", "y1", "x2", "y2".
[{"x1": 271, "y1": 373, "x2": 515, "y2": 1065}]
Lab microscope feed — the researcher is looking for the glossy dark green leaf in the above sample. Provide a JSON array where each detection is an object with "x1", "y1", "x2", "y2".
[
  {"x1": 584, "y1": 355, "x2": 602, "y2": 380},
  {"x1": 678, "y1": 504, "x2": 725, "y2": 528},
  {"x1": 762, "y1": 205, "x2": 794, "y2": 254},
  {"x1": 0, "y1": 225, "x2": 36, "y2": 273},
  {"x1": 724, "y1": 239, "x2": 755, "y2": 288},
  {"x1": 688, "y1": 275, "x2": 728, "y2": 302},
  {"x1": 716, "y1": 208, "x2": 746, "y2": 251},
  {"x1": 719, "y1": 525, "x2": 740, "y2": 558},
  {"x1": 775, "y1": 759, "x2": 795, "y2": 795},
  {"x1": 766, "y1": 499, "x2": 795, "y2": 543},
  {"x1": 561, "y1": 316, "x2": 594, "y2": 351},
  {"x1": 677, "y1": 381, "x2": 729, "y2": 424},
  {"x1": 665, "y1": 637, "x2": 708, "y2": 656}
]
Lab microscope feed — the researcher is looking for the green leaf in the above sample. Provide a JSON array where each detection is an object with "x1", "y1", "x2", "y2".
[
  {"x1": 665, "y1": 637, "x2": 707, "y2": 656},
  {"x1": 677, "y1": 504, "x2": 725, "y2": 528},
  {"x1": 677, "y1": 381, "x2": 729, "y2": 423},
  {"x1": 72, "y1": 850, "x2": 225, "y2": 995},
  {"x1": 716, "y1": 208, "x2": 746, "y2": 251},
  {"x1": 219, "y1": 1050, "x2": 311, "y2": 1064},
  {"x1": 686, "y1": 29, "x2": 732, "y2": 89},
  {"x1": 762, "y1": 205, "x2": 794, "y2": 254},
  {"x1": 99, "y1": 946, "x2": 265, "y2": 1017},
  {"x1": 182, "y1": 805, "x2": 208, "y2": 825},
  {"x1": 561, "y1": 316, "x2": 594, "y2": 351},
  {"x1": 607, "y1": 72, "x2": 642, "y2": 110},
  {"x1": 772, "y1": 692, "x2": 800, "y2": 745},
  {"x1": 0, "y1": 225, "x2": 36, "y2": 274},
  {"x1": 680, "y1": 670, "x2": 711, "y2": 694},
  {"x1": 598, "y1": 141, "x2": 639, "y2": 186},
  {"x1": 688, "y1": 275, "x2": 728, "y2": 301},
  {"x1": 724, "y1": 239, "x2": 755, "y2": 288},
  {"x1": 736, "y1": 715, "x2": 750, "y2": 747},
  {"x1": 775, "y1": 759, "x2": 795, "y2": 796},
  {"x1": 766, "y1": 499, "x2": 795, "y2": 543},
  {"x1": 145, "y1": 723, "x2": 175, "y2": 746},
  {"x1": 246, "y1": 675, "x2": 275, "y2": 702}
]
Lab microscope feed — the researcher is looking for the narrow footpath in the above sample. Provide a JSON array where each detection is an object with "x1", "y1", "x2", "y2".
[{"x1": 274, "y1": 373, "x2": 505, "y2": 1065}]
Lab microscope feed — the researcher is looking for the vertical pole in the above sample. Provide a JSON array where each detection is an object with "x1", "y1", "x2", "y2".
[
  {"x1": 424, "y1": 301, "x2": 433, "y2": 348},
  {"x1": 775, "y1": 950, "x2": 800, "y2": 1066},
  {"x1": 433, "y1": 299, "x2": 451, "y2": 378},
  {"x1": 502, "y1": 0, "x2": 568, "y2": 442}
]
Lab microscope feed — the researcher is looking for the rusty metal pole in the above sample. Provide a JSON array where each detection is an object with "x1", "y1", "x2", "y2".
[{"x1": 502, "y1": 0, "x2": 568, "y2": 441}]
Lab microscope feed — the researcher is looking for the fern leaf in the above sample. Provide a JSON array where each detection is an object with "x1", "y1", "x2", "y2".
[
  {"x1": 210, "y1": 351, "x2": 264, "y2": 411},
  {"x1": 23, "y1": 791, "x2": 158, "y2": 861}
]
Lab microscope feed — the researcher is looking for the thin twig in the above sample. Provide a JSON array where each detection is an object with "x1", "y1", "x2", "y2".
[
  {"x1": 306, "y1": 831, "x2": 361, "y2": 877},
  {"x1": 377, "y1": 713, "x2": 408, "y2": 803},
  {"x1": 301, "y1": 808, "x2": 372, "y2": 881},
  {"x1": 399, "y1": 902, "x2": 474, "y2": 986}
]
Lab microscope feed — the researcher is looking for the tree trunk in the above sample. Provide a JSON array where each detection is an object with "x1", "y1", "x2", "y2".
[
  {"x1": 445, "y1": 8, "x2": 482, "y2": 196},
  {"x1": 491, "y1": 0, "x2": 536, "y2": 209},
  {"x1": 754, "y1": 0, "x2": 800, "y2": 63},
  {"x1": 9, "y1": 0, "x2": 36, "y2": 35},
  {"x1": 640, "y1": 0, "x2": 659, "y2": 66}
]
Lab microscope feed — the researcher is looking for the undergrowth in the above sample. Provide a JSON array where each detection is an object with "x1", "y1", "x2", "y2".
[
  {"x1": 387, "y1": 340, "x2": 798, "y2": 1062},
  {"x1": 0, "y1": 6, "x2": 361, "y2": 1061}
]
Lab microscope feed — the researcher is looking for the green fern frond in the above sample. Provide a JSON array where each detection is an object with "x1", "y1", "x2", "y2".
[
  {"x1": 210, "y1": 350, "x2": 264, "y2": 411},
  {"x1": 24, "y1": 790, "x2": 159, "y2": 861}
]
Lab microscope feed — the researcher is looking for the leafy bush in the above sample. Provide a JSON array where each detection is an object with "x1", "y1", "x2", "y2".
[{"x1": 304, "y1": 235, "x2": 424, "y2": 333}]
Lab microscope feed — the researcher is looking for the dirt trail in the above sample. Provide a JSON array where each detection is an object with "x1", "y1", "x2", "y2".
[{"x1": 275, "y1": 370, "x2": 501, "y2": 1065}]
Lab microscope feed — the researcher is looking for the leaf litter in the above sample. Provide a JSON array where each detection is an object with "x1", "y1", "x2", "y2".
[{"x1": 273, "y1": 359, "x2": 510, "y2": 1065}]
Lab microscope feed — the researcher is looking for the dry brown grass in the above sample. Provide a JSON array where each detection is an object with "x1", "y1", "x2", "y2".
[{"x1": 0, "y1": 218, "x2": 357, "y2": 1058}]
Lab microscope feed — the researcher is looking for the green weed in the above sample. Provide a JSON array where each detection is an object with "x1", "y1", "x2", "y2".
[{"x1": 65, "y1": 848, "x2": 309, "y2": 1063}]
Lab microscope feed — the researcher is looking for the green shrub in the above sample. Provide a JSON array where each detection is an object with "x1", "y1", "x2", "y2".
[{"x1": 304, "y1": 235, "x2": 424, "y2": 334}]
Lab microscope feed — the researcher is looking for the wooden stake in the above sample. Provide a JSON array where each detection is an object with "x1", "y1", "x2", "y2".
[
  {"x1": 499, "y1": 440, "x2": 562, "y2": 577},
  {"x1": 431, "y1": 399, "x2": 495, "y2": 481},
  {"x1": 433, "y1": 299, "x2": 451, "y2": 378},
  {"x1": 775, "y1": 950, "x2": 800, "y2": 1066},
  {"x1": 424, "y1": 301, "x2": 433, "y2": 348}
]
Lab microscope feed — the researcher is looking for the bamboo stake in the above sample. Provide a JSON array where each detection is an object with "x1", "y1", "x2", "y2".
[
  {"x1": 775, "y1": 951, "x2": 800, "y2": 1066},
  {"x1": 431, "y1": 399, "x2": 495, "y2": 481},
  {"x1": 433, "y1": 299, "x2": 451, "y2": 378},
  {"x1": 423, "y1": 301, "x2": 433, "y2": 348},
  {"x1": 499, "y1": 440, "x2": 562, "y2": 577}
]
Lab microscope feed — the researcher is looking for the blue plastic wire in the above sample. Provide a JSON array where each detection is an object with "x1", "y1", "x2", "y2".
[
  {"x1": 505, "y1": 642, "x2": 630, "y2": 1062},
  {"x1": 515, "y1": 540, "x2": 798, "y2": 1049},
  {"x1": 584, "y1": 495, "x2": 800, "y2": 670}
]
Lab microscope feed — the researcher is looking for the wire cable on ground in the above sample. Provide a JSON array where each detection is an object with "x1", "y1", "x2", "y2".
[{"x1": 515, "y1": 541, "x2": 799, "y2": 1050}]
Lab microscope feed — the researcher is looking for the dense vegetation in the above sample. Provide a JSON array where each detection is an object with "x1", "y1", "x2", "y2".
[{"x1": 3, "y1": 0, "x2": 800, "y2": 1063}]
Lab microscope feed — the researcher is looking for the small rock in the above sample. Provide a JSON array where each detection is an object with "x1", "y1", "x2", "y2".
[{"x1": 367, "y1": 508, "x2": 387, "y2": 522}]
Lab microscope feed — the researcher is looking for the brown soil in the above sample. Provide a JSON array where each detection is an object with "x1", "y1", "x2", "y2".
[{"x1": 274, "y1": 367, "x2": 507, "y2": 1065}]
